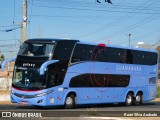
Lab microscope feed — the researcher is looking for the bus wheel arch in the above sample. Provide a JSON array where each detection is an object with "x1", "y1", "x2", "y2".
[
  {"x1": 64, "y1": 92, "x2": 77, "y2": 109},
  {"x1": 134, "y1": 91, "x2": 143, "y2": 105},
  {"x1": 125, "y1": 91, "x2": 134, "y2": 106}
]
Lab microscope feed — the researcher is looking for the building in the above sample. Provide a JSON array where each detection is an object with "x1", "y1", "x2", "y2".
[{"x1": 135, "y1": 42, "x2": 151, "y2": 49}]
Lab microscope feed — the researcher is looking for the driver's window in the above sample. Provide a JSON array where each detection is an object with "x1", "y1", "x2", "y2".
[{"x1": 48, "y1": 73, "x2": 59, "y2": 87}]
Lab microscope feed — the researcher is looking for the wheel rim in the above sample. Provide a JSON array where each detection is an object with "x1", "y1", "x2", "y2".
[
  {"x1": 127, "y1": 95, "x2": 132, "y2": 104},
  {"x1": 136, "y1": 95, "x2": 141, "y2": 102},
  {"x1": 66, "y1": 97, "x2": 73, "y2": 105}
]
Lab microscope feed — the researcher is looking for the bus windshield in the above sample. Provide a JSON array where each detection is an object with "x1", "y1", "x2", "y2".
[
  {"x1": 18, "y1": 42, "x2": 54, "y2": 57},
  {"x1": 13, "y1": 67, "x2": 46, "y2": 90}
]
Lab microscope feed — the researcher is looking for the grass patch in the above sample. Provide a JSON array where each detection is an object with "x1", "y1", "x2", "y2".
[{"x1": 157, "y1": 86, "x2": 160, "y2": 98}]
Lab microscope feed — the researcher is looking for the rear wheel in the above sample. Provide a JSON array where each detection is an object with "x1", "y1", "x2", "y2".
[
  {"x1": 65, "y1": 94, "x2": 76, "y2": 109},
  {"x1": 134, "y1": 93, "x2": 142, "y2": 105},
  {"x1": 125, "y1": 93, "x2": 133, "y2": 106}
]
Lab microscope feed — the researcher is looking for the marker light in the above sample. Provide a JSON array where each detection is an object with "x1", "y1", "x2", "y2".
[{"x1": 98, "y1": 43, "x2": 106, "y2": 47}]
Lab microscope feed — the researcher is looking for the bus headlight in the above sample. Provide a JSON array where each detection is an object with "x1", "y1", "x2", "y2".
[
  {"x1": 35, "y1": 90, "x2": 54, "y2": 97},
  {"x1": 11, "y1": 90, "x2": 15, "y2": 94}
]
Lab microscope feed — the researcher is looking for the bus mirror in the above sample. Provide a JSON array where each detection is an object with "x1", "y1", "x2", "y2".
[
  {"x1": 39, "y1": 60, "x2": 59, "y2": 75},
  {"x1": 1, "y1": 57, "x2": 16, "y2": 72}
]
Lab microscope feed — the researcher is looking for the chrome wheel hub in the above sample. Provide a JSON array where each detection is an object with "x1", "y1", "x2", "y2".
[{"x1": 66, "y1": 97, "x2": 72, "y2": 105}]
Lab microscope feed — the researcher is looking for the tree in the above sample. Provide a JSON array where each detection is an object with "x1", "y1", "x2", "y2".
[{"x1": 0, "y1": 54, "x2": 5, "y2": 61}]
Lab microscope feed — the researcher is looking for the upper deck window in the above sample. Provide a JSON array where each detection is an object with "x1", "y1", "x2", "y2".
[{"x1": 18, "y1": 42, "x2": 54, "y2": 57}]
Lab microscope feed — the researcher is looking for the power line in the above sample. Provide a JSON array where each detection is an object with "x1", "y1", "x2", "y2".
[
  {"x1": 132, "y1": 28, "x2": 160, "y2": 41},
  {"x1": 0, "y1": 25, "x2": 19, "y2": 28},
  {"x1": 107, "y1": 14, "x2": 160, "y2": 38},
  {"x1": 28, "y1": 0, "x2": 34, "y2": 39},
  {"x1": 13, "y1": 0, "x2": 17, "y2": 51},
  {"x1": 33, "y1": 0, "x2": 160, "y2": 9},
  {"x1": 74, "y1": 0, "x2": 159, "y2": 39},
  {"x1": 34, "y1": 4, "x2": 160, "y2": 14},
  {"x1": 32, "y1": 0, "x2": 160, "y2": 13},
  {"x1": 94, "y1": 14, "x2": 160, "y2": 42},
  {"x1": 0, "y1": 26, "x2": 21, "y2": 32},
  {"x1": 58, "y1": 0, "x2": 124, "y2": 36},
  {"x1": 74, "y1": 0, "x2": 154, "y2": 39},
  {"x1": 112, "y1": 28, "x2": 160, "y2": 45},
  {"x1": 0, "y1": 39, "x2": 20, "y2": 42},
  {"x1": 0, "y1": 44, "x2": 20, "y2": 47}
]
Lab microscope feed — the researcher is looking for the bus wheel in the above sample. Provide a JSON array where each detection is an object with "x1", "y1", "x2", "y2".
[
  {"x1": 134, "y1": 93, "x2": 142, "y2": 105},
  {"x1": 65, "y1": 94, "x2": 75, "y2": 109},
  {"x1": 125, "y1": 93, "x2": 133, "y2": 106}
]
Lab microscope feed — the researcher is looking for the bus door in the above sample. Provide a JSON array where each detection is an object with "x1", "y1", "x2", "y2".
[
  {"x1": 46, "y1": 69, "x2": 65, "y2": 105},
  {"x1": 147, "y1": 76, "x2": 157, "y2": 100}
]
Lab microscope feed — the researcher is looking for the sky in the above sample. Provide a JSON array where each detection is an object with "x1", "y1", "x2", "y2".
[{"x1": 0, "y1": 0, "x2": 160, "y2": 58}]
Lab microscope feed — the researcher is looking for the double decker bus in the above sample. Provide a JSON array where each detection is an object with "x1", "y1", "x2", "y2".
[{"x1": 1, "y1": 38, "x2": 158, "y2": 108}]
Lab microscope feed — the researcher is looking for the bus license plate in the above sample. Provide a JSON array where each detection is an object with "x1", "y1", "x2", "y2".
[{"x1": 21, "y1": 101, "x2": 27, "y2": 104}]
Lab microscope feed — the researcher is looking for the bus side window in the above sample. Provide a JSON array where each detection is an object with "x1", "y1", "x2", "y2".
[
  {"x1": 71, "y1": 44, "x2": 81, "y2": 62},
  {"x1": 71, "y1": 44, "x2": 94, "y2": 63},
  {"x1": 126, "y1": 49, "x2": 133, "y2": 64}
]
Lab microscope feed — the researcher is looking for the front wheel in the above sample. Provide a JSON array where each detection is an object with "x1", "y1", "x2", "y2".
[
  {"x1": 125, "y1": 93, "x2": 133, "y2": 106},
  {"x1": 134, "y1": 93, "x2": 142, "y2": 105},
  {"x1": 65, "y1": 94, "x2": 76, "y2": 109}
]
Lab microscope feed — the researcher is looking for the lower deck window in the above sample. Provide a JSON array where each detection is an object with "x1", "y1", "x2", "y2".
[{"x1": 69, "y1": 74, "x2": 130, "y2": 87}]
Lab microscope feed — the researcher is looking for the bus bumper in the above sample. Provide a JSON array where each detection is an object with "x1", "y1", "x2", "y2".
[{"x1": 10, "y1": 90, "x2": 58, "y2": 106}]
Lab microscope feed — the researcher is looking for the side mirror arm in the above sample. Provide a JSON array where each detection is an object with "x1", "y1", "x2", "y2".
[
  {"x1": 1, "y1": 57, "x2": 16, "y2": 72},
  {"x1": 39, "y1": 60, "x2": 59, "y2": 75}
]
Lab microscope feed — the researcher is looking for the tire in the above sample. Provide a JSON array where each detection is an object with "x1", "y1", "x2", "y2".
[
  {"x1": 125, "y1": 93, "x2": 133, "y2": 106},
  {"x1": 134, "y1": 93, "x2": 142, "y2": 105},
  {"x1": 65, "y1": 94, "x2": 76, "y2": 109}
]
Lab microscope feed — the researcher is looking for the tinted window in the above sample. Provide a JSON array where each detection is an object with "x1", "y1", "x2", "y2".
[
  {"x1": 131, "y1": 50, "x2": 157, "y2": 65},
  {"x1": 71, "y1": 44, "x2": 94, "y2": 62},
  {"x1": 69, "y1": 74, "x2": 130, "y2": 87},
  {"x1": 71, "y1": 44, "x2": 157, "y2": 65},
  {"x1": 18, "y1": 43, "x2": 54, "y2": 57},
  {"x1": 53, "y1": 41, "x2": 76, "y2": 60},
  {"x1": 104, "y1": 47, "x2": 126, "y2": 63},
  {"x1": 13, "y1": 68, "x2": 46, "y2": 90}
]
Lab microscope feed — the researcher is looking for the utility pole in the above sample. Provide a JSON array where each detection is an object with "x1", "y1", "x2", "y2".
[
  {"x1": 7, "y1": 51, "x2": 13, "y2": 90},
  {"x1": 21, "y1": 0, "x2": 27, "y2": 43}
]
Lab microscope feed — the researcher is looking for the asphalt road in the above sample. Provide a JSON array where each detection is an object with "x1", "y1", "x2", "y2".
[{"x1": 0, "y1": 101, "x2": 160, "y2": 119}]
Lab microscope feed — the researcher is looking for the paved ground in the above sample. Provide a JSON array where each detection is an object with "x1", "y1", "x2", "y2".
[{"x1": 0, "y1": 101, "x2": 160, "y2": 119}]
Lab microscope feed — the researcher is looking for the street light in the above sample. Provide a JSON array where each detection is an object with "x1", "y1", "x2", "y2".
[{"x1": 125, "y1": 34, "x2": 131, "y2": 46}]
